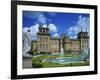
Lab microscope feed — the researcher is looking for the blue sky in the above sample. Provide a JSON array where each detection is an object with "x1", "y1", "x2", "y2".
[{"x1": 23, "y1": 11, "x2": 90, "y2": 39}]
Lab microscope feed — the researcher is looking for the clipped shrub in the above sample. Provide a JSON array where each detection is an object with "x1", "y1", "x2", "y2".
[
  {"x1": 32, "y1": 62, "x2": 43, "y2": 68},
  {"x1": 32, "y1": 50, "x2": 38, "y2": 55}
]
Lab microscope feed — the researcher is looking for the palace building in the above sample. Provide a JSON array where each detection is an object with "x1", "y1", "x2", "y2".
[{"x1": 31, "y1": 24, "x2": 89, "y2": 54}]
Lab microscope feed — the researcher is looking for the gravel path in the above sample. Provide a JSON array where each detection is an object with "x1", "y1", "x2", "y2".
[{"x1": 23, "y1": 58, "x2": 32, "y2": 68}]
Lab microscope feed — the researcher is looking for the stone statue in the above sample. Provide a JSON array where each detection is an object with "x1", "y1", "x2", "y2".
[{"x1": 23, "y1": 30, "x2": 32, "y2": 57}]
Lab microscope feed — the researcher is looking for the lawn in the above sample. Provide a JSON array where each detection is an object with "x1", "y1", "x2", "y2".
[{"x1": 32, "y1": 54, "x2": 89, "y2": 68}]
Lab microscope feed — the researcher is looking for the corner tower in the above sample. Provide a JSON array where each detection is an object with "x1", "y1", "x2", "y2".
[
  {"x1": 78, "y1": 29, "x2": 89, "y2": 51},
  {"x1": 37, "y1": 24, "x2": 51, "y2": 54}
]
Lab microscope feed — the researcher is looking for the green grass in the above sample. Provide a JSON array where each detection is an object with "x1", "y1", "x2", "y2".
[{"x1": 32, "y1": 54, "x2": 89, "y2": 68}]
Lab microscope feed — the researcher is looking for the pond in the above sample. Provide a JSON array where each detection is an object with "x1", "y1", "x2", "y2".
[{"x1": 44, "y1": 47, "x2": 89, "y2": 64}]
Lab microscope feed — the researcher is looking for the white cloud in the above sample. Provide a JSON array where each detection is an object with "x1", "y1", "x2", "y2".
[
  {"x1": 23, "y1": 23, "x2": 58, "y2": 40},
  {"x1": 23, "y1": 27, "x2": 29, "y2": 33},
  {"x1": 70, "y1": 36, "x2": 77, "y2": 39},
  {"x1": 30, "y1": 24, "x2": 39, "y2": 34},
  {"x1": 67, "y1": 25, "x2": 79, "y2": 35},
  {"x1": 37, "y1": 14, "x2": 46, "y2": 24},
  {"x1": 23, "y1": 24, "x2": 39, "y2": 40},
  {"x1": 24, "y1": 11, "x2": 47, "y2": 24},
  {"x1": 42, "y1": 24, "x2": 48, "y2": 28},
  {"x1": 53, "y1": 33, "x2": 59, "y2": 37},
  {"x1": 77, "y1": 15, "x2": 89, "y2": 32},
  {"x1": 48, "y1": 12, "x2": 57, "y2": 17},
  {"x1": 48, "y1": 23, "x2": 58, "y2": 32},
  {"x1": 67, "y1": 15, "x2": 89, "y2": 38},
  {"x1": 23, "y1": 12, "x2": 59, "y2": 40}
]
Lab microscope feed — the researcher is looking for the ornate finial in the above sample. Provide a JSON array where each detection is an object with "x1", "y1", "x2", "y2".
[
  {"x1": 86, "y1": 29, "x2": 88, "y2": 32},
  {"x1": 39, "y1": 23, "x2": 43, "y2": 28},
  {"x1": 47, "y1": 23, "x2": 49, "y2": 28},
  {"x1": 81, "y1": 27, "x2": 82, "y2": 32}
]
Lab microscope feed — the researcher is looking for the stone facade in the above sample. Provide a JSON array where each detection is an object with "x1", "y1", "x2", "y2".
[{"x1": 31, "y1": 25, "x2": 89, "y2": 54}]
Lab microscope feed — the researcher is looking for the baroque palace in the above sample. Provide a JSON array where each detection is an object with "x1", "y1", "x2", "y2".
[{"x1": 31, "y1": 24, "x2": 89, "y2": 54}]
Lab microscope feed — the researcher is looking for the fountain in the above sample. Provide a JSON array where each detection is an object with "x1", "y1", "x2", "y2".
[
  {"x1": 60, "y1": 48, "x2": 64, "y2": 57},
  {"x1": 56, "y1": 47, "x2": 64, "y2": 63},
  {"x1": 45, "y1": 46, "x2": 89, "y2": 64}
]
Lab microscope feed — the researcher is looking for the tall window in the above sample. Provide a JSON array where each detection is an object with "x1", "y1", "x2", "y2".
[
  {"x1": 46, "y1": 44, "x2": 47, "y2": 49},
  {"x1": 40, "y1": 44, "x2": 41, "y2": 49},
  {"x1": 45, "y1": 29, "x2": 46, "y2": 33}
]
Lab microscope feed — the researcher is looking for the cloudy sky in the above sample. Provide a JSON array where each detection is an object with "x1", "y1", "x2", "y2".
[{"x1": 23, "y1": 11, "x2": 90, "y2": 40}]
